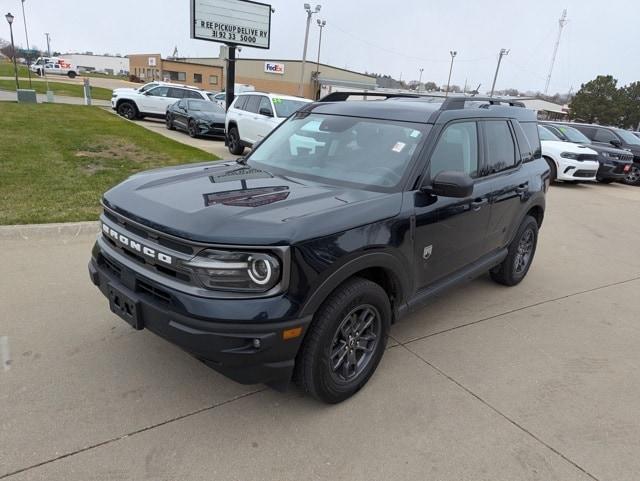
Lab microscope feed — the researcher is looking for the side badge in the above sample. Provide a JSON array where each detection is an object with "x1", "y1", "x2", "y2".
[{"x1": 423, "y1": 245, "x2": 433, "y2": 260}]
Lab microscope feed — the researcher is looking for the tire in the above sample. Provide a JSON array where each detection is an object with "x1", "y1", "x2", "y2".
[
  {"x1": 188, "y1": 119, "x2": 198, "y2": 138},
  {"x1": 117, "y1": 101, "x2": 138, "y2": 120},
  {"x1": 165, "y1": 114, "x2": 175, "y2": 130},
  {"x1": 622, "y1": 164, "x2": 640, "y2": 186},
  {"x1": 544, "y1": 157, "x2": 557, "y2": 183},
  {"x1": 227, "y1": 126, "x2": 245, "y2": 155},
  {"x1": 490, "y1": 216, "x2": 539, "y2": 287},
  {"x1": 597, "y1": 177, "x2": 614, "y2": 184},
  {"x1": 68, "y1": 71, "x2": 77, "y2": 79},
  {"x1": 295, "y1": 277, "x2": 391, "y2": 404}
]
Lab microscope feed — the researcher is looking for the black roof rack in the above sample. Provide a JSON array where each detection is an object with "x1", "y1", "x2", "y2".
[{"x1": 318, "y1": 91, "x2": 525, "y2": 110}]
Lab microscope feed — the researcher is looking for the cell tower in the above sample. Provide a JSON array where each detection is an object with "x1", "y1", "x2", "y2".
[{"x1": 544, "y1": 9, "x2": 568, "y2": 95}]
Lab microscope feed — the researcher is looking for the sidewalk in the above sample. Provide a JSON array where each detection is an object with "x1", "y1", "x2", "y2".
[{"x1": 0, "y1": 88, "x2": 111, "y2": 107}]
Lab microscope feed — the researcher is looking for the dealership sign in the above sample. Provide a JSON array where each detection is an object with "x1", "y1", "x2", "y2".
[
  {"x1": 264, "y1": 62, "x2": 284, "y2": 74},
  {"x1": 191, "y1": 0, "x2": 272, "y2": 49}
]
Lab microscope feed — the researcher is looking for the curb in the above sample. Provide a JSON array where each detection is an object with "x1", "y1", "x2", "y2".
[{"x1": 0, "y1": 221, "x2": 100, "y2": 241}]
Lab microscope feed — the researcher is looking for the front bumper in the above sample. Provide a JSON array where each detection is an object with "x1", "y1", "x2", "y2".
[
  {"x1": 196, "y1": 122, "x2": 225, "y2": 137},
  {"x1": 88, "y1": 247, "x2": 311, "y2": 387},
  {"x1": 557, "y1": 159, "x2": 599, "y2": 181},
  {"x1": 597, "y1": 160, "x2": 633, "y2": 180}
]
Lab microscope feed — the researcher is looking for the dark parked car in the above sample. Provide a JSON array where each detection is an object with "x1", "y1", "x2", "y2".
[
  {"x1": 89, "y1": 93, "x2": 548, "y2": 403},
  {"x1": 541, "y1": 122, "x2": 633, "y2": 183},
  {"x1": 166, "y1": 99, "x2": 226, "y2": 138},
  {"x1": 560, "y1": 122, "x2": 640, "y2": 185}
]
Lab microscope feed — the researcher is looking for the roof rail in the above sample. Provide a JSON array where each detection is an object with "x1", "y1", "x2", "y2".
[
  {"x1": 318, "y1": 91, "x2": 421, "y2": 102},
  {"x1": 440, "y1": 96, "x2": 526, "y2": 110}
]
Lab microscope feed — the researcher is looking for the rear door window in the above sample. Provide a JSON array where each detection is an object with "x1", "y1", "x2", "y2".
[
  {"x1": 593, "y1": 128, "x2": 618, "y2": 143},
  {"x1": 482, "y1": 120, "x2": 517, "y2": 175},
  {"x1": 519, "y1": 121, "x2": 542, "y2": 161},
  {"x1": 233, "y1": 95, "x2": 248, "y2": 110},
  {"x1": 168, "y1": 88, "x2": 186, "y2": 99},
  {"x1": 243, "y1": 95, "x2": 261, "y2": 114}
]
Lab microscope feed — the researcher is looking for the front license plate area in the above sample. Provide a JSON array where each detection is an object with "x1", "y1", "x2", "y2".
[{"x1": 108, "y1": 284, "x2": 143, "y2": 330}]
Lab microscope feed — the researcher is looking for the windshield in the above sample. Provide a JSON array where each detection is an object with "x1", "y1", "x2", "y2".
[
  {"x1": 538, "y1": 125, "x2": 560, "y2": 141},
  {"x1": 615, "y1": 129, "x2": 640, "y2": 145},
  {"x1": 273, "y1": 98, "x2": 309, "y2": 118},
  {"x1": 188, "y1": 100, "x2": 224, "y2": 112},
  {"x1": 247, "y1": 113, "x2": 428, "y2": 190},
  {"x1": 555, "y1": 125, "x2": 591, "y2": 143}
]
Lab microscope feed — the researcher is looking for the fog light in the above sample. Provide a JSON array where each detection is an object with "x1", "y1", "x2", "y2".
[{"x1": 252, "y1": 338, "x2": 261, "y2": 349}]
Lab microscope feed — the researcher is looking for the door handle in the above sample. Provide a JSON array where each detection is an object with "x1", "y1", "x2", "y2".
[
  {"x1": 471, "y1": 198, "x2": 488, "y2": 211},
  {"x1": 515, "y1": 183, "x2": 529, "y2": 194}
]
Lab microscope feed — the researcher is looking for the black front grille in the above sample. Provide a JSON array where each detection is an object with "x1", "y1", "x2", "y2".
[
  {"x1": 101, "y1": 254, "x2": 122, "y2": 279},
  {"x1": 137, "y1": 279, "x2": 172, "y2": 304},
  {"x1": 577, "y1": 154, "x2": 598, "y2": 161},
  {"x1": 574, "y1": 170, "x2": 597, "y2": 178}
]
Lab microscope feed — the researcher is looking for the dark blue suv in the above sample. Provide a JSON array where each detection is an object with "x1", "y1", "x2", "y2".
[{"x1": 89, "y1": 93, "x2": 549, "y2": 403}]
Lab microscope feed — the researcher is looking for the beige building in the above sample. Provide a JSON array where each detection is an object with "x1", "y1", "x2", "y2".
[
  {"x1": 178, "y1": 56, "x2": 377, "y2": 99},
  {"x1": 128, "y1": 54, "x2": 224, "y2": 92}
]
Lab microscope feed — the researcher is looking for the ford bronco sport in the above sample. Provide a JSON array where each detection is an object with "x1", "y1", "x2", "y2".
[{"x1": 89, "y1": 93, "x2": 549, "y2": 403}]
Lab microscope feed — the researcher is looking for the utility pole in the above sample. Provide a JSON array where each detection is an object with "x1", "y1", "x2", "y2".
[
  {"x1": 544, "y1": 9, "x2": 568, "y2": 95},
  {"x1": 45, "y1": 32, "x2": 51, "y2": 56},
  {"x1": 445, "y1": 51, "x2": 457, "y2": 97},
  {"x1": 490, "y1": 48, "x2": 510, "y2": 97},
  {"x1": 20, "y1": 0, "x2": 32, "y2": 88},
  {"x1": 314, "y1": 19, "x2": 326, "y2": 100},
  {"x1": 418, "y1": 68, "x2": 423, "y2": 91},
  {"x1": 298, "y1": 3, "x2": 321, "y2": 97}
]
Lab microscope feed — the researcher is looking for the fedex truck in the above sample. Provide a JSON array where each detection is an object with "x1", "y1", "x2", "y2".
[{"x1": 30, "y1": 57, "x2": 78, "y2": 78}]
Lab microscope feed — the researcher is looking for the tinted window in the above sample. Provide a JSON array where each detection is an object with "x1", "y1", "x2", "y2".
[
  {"x1": 167, "y1": 88, "x2": 186, "y2": 99},
  {"x1": 593, "y1": 128, "x2": 618, "y2": 143},
  {"x1": 483, "y1": 121, "x2": 517, "y2": 174},
  {"x1": 188, "y1": 100, "x2": 224, "y2": 112},
  {"x1": 614, "y1": 128, "x2": 640, "y2": 145},
  {"x1": 553, "y1": 125, "x2": 591, "y2": 143},
  {"x1": 233, "y1": 95, "x2": 248, "y2": 110},
  {"x1": 430, "y1": 122, "x2": 479, "y2": 178},
  {"x1": 244, "y1": 95, "x2": 261, "y2": 113},
  {"x1": 177, "y1": 99, "x2": 187, "y2": 109},
  {"x1": 258, "y1": 96, "x2": 273, "y2": 116},
  {"x1": 146, "y1": 86, "x2": 169, "y2": 97},
  {"x1": 184, "y1": 90, "x2": 203, "y2": 99},
  {"x1": 519, "y1": 122, "x2": 542, "y2": 161}
]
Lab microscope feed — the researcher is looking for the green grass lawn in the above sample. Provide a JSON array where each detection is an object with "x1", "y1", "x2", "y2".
[
  {"x1": 0, "y1": 103, "x2": 219, "y2": 225},
  {"x1": 0, "y1": 61, "x2": 30, "y2": 78},
  {"x1": 0, "y1": 79, "x2": 113, "y2": 100}
]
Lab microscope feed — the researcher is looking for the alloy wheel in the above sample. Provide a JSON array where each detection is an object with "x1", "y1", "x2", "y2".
[
  {"x1": 513, "y1": 228, "x2": 534, "y2": 274},
  {"x1": 625, "y1": 165, "x2": 640, "y2": 184},
  {"x1": 329, "y1": 304, "x2": 381, "y2": 382}
]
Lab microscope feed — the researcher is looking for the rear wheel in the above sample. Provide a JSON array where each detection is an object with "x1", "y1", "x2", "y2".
[
  {"x1": 544, "y1": 157, "x2": 557, "y2": 183},
  {"x1": 227, "y1": 126, "x2": 245, "y2": 155},
  {"x1": 295, "y1": 277, "x2": 390, "y2": 404},
  {"x1": 117, "y1": 101, "x2": 138, "y2": 120},
  {"x1": 67, "y1": 71, "x2": 77, "y2": 79},
  {"x1": 623, "y1": 164, "x2": 640, "y2": 186},
  {"x1": 490, "y1": 216, "x2": 539, "y2": 286}
]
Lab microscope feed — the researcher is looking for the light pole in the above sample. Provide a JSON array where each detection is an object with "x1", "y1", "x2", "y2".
[
  {"x1": 45, "y1": 32, "x2": 51, "y2": 57},
  {"x1": 418, "y1": 68, "x2": 423, "y2": 91},
  {"x1": 315, "y1": 18, "x2": 325, "y2": 99},
  {"x1": 20, "y1": 0, "x2": 32, "y2": 88},
  {"x1": 445, "y1": 50, "x2": 457, "y2": 97},
  {"x1": 490, "y1": 48, "x2": 510, "y2": 97},
  {"x1": 5, "y1": 12, "x2": 19, "y2": 90},
  {"x1": 298, "y1": 3, "x2": 321, "y2": 97}
]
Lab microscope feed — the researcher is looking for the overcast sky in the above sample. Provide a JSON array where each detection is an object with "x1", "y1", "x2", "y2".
[{"x1": 3, "y1": 0, "x2": 638, "y2": 93}]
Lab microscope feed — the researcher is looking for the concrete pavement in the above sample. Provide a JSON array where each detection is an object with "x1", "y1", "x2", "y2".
[{"x1": 1, "y1": 183, "x2": 640, "y2": 480}]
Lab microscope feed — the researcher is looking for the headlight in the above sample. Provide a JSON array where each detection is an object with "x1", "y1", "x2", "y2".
[
  {"x1": 183, "y1": 249, "x2": 281, "y2": 292},
  {"x1": 600, "y1": 151, "x2": 610, "y2": 158},
  {"x1": 560, "y1": 152, "x2": 579, "y2": 159}
]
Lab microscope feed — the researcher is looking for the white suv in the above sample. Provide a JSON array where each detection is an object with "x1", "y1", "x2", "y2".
[
  {"x1": 225, "y1": 92, "x2": 311, "y2": 155},
  {"x1": 112, "y1": 84, "x2": 211, "y2": 120},
  {"x1": 539, "y1": 125, "x2": 599, "y2": 182}
]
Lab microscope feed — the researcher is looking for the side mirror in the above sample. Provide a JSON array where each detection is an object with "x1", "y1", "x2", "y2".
[
  {"x1": 610, "y1": 139, "x2": 622, "y2": 148},
  {"x1": 424, "y1": 170, "x2": 474, "y2": 198},
  {"x1": 259, "y1": 107, "x2": 274, "y2": 117}
]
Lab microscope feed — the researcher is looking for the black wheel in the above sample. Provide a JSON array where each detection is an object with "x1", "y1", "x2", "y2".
[
  {"x1": 622, "y1": 164, "x2": 640, "y2": 186},
  {"x1": 295, "y1": 277, "x2": 390, "y2": 404},
  {"x1": 227, "y1": 126, "x2": 245, "y2": 155},
  {"x1": 188, "y1": 119, "x2": 198, "y2": 138},
  {"x1": 544, "y1": 157, "x2": 557, "y2": 183},
  {"x1": 597, "y1": 177, "x2": 614, "y2": 184},
  {"x1": 68, "y1": 71, "x2": 77, "y2": 79},
  {"x1": 165, "y1": 114, "x2": 175, "y2": 130},
  {"x1": 490, "y1": 216, "x2": 539, "y2": 287},
  {"x1": 117, "y1": 101, "x2": 138, "y2": 120}
]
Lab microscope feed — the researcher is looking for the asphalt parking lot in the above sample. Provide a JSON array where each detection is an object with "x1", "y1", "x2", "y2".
[{"x1": 1, "y1": 182, "x2": 640, "y2": 481}]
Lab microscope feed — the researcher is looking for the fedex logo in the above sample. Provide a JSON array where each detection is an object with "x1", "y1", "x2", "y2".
[{"x1": 265, "y1": 62, "x2": 285, "y2": 74}]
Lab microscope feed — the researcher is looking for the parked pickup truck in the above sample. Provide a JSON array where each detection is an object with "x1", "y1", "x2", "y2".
[
  {"x1": 30, "y1": 57, "x2": 78, "y2": 78},
  {"x1": 89, "y1": 93, "x2": 548, "y2": 403}
]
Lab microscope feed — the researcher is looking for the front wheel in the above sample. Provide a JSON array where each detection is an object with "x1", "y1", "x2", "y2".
[
  {"x1": 544, "y1": 157, "x2": 557, "y2": 183},
  {"x1": 295, "y1": 277, "x2": 390, "y2": 404},
  {"x1": 490, "y1": 216, "x2": 539, "y2": 286},
  {"x1": 188, "y1": 120, "x2": 198, "y2": 138},
  {"x1": 622, "y1": 164, "x2": 640, "y2": 186},
  {"x1": 227, "y1": 127, "x2": 245, "y2": 155},
  {"x1": 117, "y1": 101, "x2": 137, "y2": 120},
  {"x1": 165, "y1": 114, "x2": 175, "y2": 130}
]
